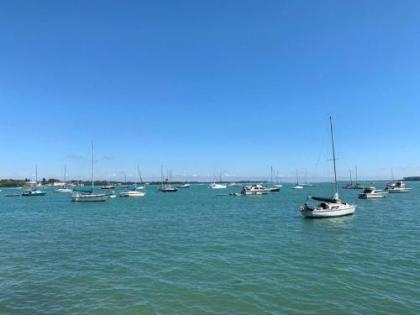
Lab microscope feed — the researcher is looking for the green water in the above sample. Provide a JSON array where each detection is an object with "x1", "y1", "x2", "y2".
[{"x1": 1, "y1": 183, "x2": 419, "y2": 314}]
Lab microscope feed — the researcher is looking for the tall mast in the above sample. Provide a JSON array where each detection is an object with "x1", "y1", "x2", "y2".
[
  {"x1": 35, "y1": 164, "x2": 38, "y2": 184},
  {"x1": 296, "y1": 169, "x2": 299, "y2": 185},
  {"x1": 64, "y1": 165, "x2": 67, "y2": 183},
  {"x1": 355, "y1": 166, "x2": 358, "y2": 185},
  {"x1": 91, "y1": 142, "x2": 94, "y2": 190},
  {"x1": 329, "y1": 116, "x2": 338, "y2": 195},
  {"x1": 349, "y1": 169, "x2": 352, "y2": 185},
  {"x1": 270, "y1": 166, "x2": 273, "y2": 183}
]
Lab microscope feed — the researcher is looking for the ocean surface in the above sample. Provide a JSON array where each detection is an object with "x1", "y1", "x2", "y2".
[{"x1": 0, "y1": 182, "x2": 419, "y2": 314}]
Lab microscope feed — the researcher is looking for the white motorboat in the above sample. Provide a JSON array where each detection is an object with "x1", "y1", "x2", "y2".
[
  {"x1": 241, "y1": 184, "x2": 269, "y2": 195},
  {"x1": 300, "y1": 117, "x2": 356, "y2": 218},
  {"x1": 293, "y1": 185, "x2": 304, "y2": 189},
  {"x1": 178, "y1": 183, "x2": 191, "y2": 188},
  {"x1": 120, "y1": 190, "x2": 146, "y2": 197},
  {"x1": 359, "y1": 187, "x2": 387, "y2": 199},
  {"x1": 385, "y1": 181, "x2": 411, "y2": 193},
  {"x1": 72, "y1": 143, "x2": 107, "y2": 202},
  {"x1": 209, "y1": 183, "x2": 227, "y2": 189},
  {"x1": 22, "y1": 189, "x2": 46, "y2": 196}
]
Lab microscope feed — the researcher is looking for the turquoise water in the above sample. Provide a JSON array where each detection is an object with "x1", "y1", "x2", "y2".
[{"x1": 1, "y1": 183, "x2": 419, "y2": 314}]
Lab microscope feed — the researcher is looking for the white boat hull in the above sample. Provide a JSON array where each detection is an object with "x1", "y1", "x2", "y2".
[
  {"x1": 301, "y1": 204, "x2": 356, "y2": 218},
  {"x1": 293, "y1": 185, "x2": 304, "y2": 189},
  {"x1": 359, "y1": 193, "x2": 387, "y2": 199},
  {"x1": 387, "y1": 188, "x2": 411, "y2": 193},
  {"x1": 72, "y1": 193, "x2": 107, "y2": 202},
  {"x1": 55, "y1": 188, "x2": 73, "y2": 193},
  {"x1": 209, "y1": 184, "x2": 227, "y2": 189},
  {"x1": 120, "y1": 191, "x2": 146, "y2": 197}
]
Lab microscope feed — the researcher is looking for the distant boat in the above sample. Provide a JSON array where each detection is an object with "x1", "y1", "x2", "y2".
[
  {"x1": 55, "y1": 166, "x2": 73, "y2": 193},
  {"x1": 22, "y1": 165, "x2": 46, "y2": 197},
  {"x1": 300, "y1": 117, "x2": 356, "y2": 218},
  {"x1": 359, "y1": 187, "x2": 387, "y2": 199},
  {"x1": 209, "y1": 173, "x2": 227, "y2": 189},
  {"x1": 240, "y1": 184, "x2": 269, "y2": 195},
  {"x1": 385, "y1": 180, "x2": 411, "y2": 193},
  {"x1": 120, "y1": 190, "x2": 145, "y2": 197},
  {"x1": 120, "y1": 167, "x2": 147, "y2": 197},
  {"x1": 177, "y1": 172, "x2": 190, "y2": 188},
  {"x1": 72, "y1": 143, "x2": 107, "y2": 202},
  {"x1": 267, "y1": 166, "x2": 281, "y2": 192},
  {"x1": 159, "y1": 167, "x2": 178, "y2": 192},
  {"x1": 101, "y1": 184, "x2": 115, "y2": 190},
  {"x1": 293, "y1": 170, "x2": 304, "y2": 189},
  {"x1": 135, "y1": 166, "x2": 145, "y2": 190},
  {"x1": 300, "y1": 169, "x2": 313, "y2": 187}
]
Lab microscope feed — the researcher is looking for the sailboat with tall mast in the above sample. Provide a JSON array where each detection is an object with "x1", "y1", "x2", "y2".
[
  {"x1": 159, "y1": 167, "x2": 178, "y2": 192},
  {"x1": 135, "y1": 166, "x2": 145, "y2": 190},
  {"x1": 300, "y1": 117, "x2": 356, "y2": 218},
  {"x1": 342, "y1": 169, "x2": 354, "y2": 189},
  {"x1": 72, "y1": 143, "x2": 107, "y2": 202},
  {"x1": 301, "y1": 169, "x2": 313, "y2": 187},
  {"x1": 267, "y1": 166, "x2": 280, "y2": 192},
  {"x1": 22, "y1": 165, "x2": 46, "y2": 196},
  {"x1": 209, "y1": 172, "x2": 227, "y2": 189},
  {"x1": 292, "y1": 170, "x2": 303, "y2": 189},
  {"x1": 120, "y1": 167, "x2": 146, "y2": 197},
  {"x1": 55, "y1": 165, "x2": 73, "y2": 193}
]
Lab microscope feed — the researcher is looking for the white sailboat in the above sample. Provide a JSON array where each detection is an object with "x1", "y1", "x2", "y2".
[
  {"x1": 300, "y1": 117, "x2": 356, "y2": 218},
  {"x1": 120, "y1": 167, "x2": 146, "y2": 197},
  {"x1": 293, "y1": 170, "x2": 304, "y2": 189},
  {"x1": 267, "y1": 166, "x2": 281, "y2": 192},
  {"x1": 22, "y1": 165, "x2": 46, "y2": 196},
  {"x1": 55, "y1": 165, "x2": 73, "y2": 193},
  {"x1": 135, "y1": 166, "x2": 145, "y2": 190},
  {"x1": 160, "y1": 167, "x2": 178, "y2": 192},
  {"x1": 209, "y1": 173, "x2": 227, "y2": 189},
  {"x1": 300, "y1": 169, "x2": 313, "y2": 187},
  {"x1": 72, "y1": 143, "x2": 107, "y2": 202}
]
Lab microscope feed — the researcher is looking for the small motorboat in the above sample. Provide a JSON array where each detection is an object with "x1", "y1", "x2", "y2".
[
  {"x1": 240, "y1": 184, "x2": 269, "y2": 195},
  {"x1": 177, "y1": 183, "x2": 191, "y2": 188},
  {"x1": 358, "y1": 187, "x2": 387, "y2": 199},
  {"x1": 120, "y1": 190, "x2": 146, "y2": 197},
  {"x1": 293, "y1": 185, "x2": 304, "y2": 189},
  {"x1": 385, "y1": 181, "x2": 411, "y2": 193},
  {"x1": 22, "y1": 189, "x2": 46, "y2": 197}
]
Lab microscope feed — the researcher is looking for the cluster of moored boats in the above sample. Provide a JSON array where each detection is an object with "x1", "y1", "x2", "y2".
[{"x1": 3, "y1": 118, "x2": 414, "y2": 219}]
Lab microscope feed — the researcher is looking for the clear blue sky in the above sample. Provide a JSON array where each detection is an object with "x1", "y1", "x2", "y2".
[{"x1": 1, "y1": 0, "x2": 420, "y2": 181}]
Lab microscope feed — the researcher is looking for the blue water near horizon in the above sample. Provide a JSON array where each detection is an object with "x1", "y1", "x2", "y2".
[{"x1": 0, "y1": 182, "x2": 419, "y2": 314}]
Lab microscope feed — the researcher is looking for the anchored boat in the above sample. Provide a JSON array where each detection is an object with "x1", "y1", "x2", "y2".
[
  {"x1": 300, "y1": 117, "x2": 356, "y2": 218},
  {"x1": 358, "y1": 187, "x2": 387, "y2": 199}
]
